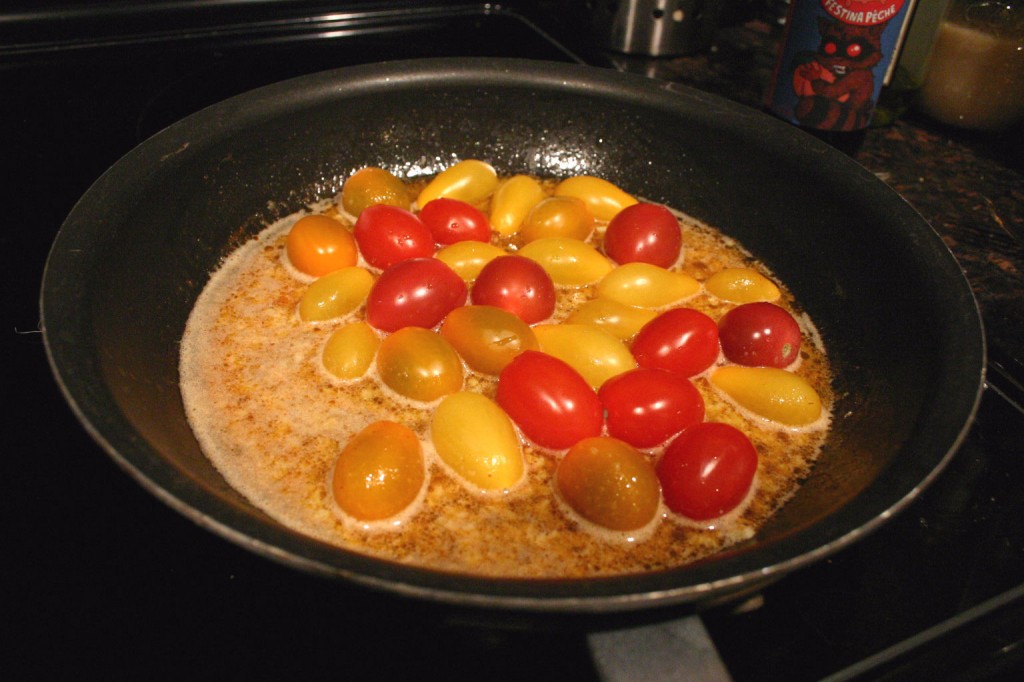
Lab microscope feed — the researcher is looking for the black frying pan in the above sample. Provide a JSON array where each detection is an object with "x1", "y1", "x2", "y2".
[{"x1": 40, "y1": 58, "x2": 984, "y2": 616}]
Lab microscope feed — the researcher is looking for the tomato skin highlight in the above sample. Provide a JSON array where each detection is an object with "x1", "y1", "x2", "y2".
[
  {"x1": 631, "y1": 307, "x2": 720, "y2": 378},
  {"x1": 657, "y1": 422, "x2": 758, "y2": 521},
  {"x1": 718, "y1": 302, "x2": 802, "y2": 368},
  {"x1": 418, "y1": 198, "x2": 491, "y2": 245},
  {"x1": 353, "y1": 204, "x2": 434, "y2": 270},
  {"x1": 602, "y1": 202, "x2": 682, "y2": 268},
  {"x1": 495, "y1": 350, "x2": 604, "y2": 450},
  {"x1": 598, "y1": 368, "x2": 706, "y2": 448},
  {"x1": 470, "y1": 255, "x2": 556, "y2": 324},
  {"x1": 365, "y1": 258, "x2": 467, "y2": 332}
]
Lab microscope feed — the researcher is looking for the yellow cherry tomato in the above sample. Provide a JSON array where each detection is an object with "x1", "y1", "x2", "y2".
[
  {"x1": 439, "y1": 305, "x2": 539, "y2": 375},
  {"x1": 376, "y1": 327, "x2": 464, "y2": 402},
  {"x1": 417, "y1": 159, "x2": 499, "y2": 208},
  {"x1": 565, "y1": 298, "x2": 657, "y2": 341},
  {"x1": 705, "y1": 267, "x2": 781, "y2": 303},
  {"x1": 556, "y1": 436, "x2": 661, "y2": 532},
  {"x1": 490, "y1": 174, "x2": 546, "y2": 236},
  {"x1": 434, "y1": 240, "x2": 506, "y2": 282},
  {"x1": 331, "y1": 420, "x2": 425, "y2": 522},
  {"x1": 517, "y1": 237, "x2": 613, "y2": 287},
  {"x1": 298, "y1": 266, "x2": 374, "y2": 322},
  {"x1": 596, "y1": 263, "x2": 701, "y2": 309},
  {"x1": 520, "y1": 196, "x2": 594, "y2": 243},
  {"x1": 533, "y1": 323, "x2": 637, "y2": 389},
  {"x1": 553, "y1": 176, "x2": 637, "y2": 222},
  {"x1": 322, "y1": 322, "x2": 380, "y2": 380},
  {"x1": 431, "y1": 392, "x2": 525, "y2": 491},
  {"x1": 285, "y1": 214, "x2": 358, "y2": 278},
  {"x1": 710, "y1": 366, "x2": 823, "y2": 426},
  {"x1": 340, "y1": 167, "x2": 409, "y2": 216}
]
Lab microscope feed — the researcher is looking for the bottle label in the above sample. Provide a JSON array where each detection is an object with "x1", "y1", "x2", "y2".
[{"x1": 766, "y1": 0, "x2": 915, "y2": 132}]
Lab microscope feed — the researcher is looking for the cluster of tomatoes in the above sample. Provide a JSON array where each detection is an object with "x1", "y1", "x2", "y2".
[{"x1": 285, "y1": 160, "x2": 824, "y2": 535}]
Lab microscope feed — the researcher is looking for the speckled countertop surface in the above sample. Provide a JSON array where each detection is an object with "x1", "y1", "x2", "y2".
[{"x1": 602, "y1": 17, "x2": 1024, "y2": 384}]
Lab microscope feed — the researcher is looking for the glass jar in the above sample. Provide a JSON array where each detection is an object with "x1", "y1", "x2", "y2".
[{"x1": 917, "y1": 0, "x2": 1024, "y2": 131}]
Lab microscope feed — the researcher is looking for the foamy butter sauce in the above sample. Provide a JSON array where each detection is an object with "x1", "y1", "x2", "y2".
[{"x1": 180, "y1": 192, "x2": 832, "y2": 578}]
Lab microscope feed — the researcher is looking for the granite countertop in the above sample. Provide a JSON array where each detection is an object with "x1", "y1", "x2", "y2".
[{"x1": 602, "y1": 17, "x2": 1024, "y2": 385}]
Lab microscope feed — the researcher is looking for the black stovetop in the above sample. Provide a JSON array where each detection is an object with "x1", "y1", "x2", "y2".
[{"x1": 6, "y1": 3, "x2": 1023, "y2": 680}]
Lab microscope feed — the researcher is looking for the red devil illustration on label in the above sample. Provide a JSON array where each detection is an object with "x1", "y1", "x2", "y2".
[{"x1": 767, "y1": 0, "x2": 914, "y2": 133}]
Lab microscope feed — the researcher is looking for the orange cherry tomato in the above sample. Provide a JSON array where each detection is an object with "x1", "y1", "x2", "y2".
[
  {"x1": 439, "y1": 305, "x2": 539, "y2": 375},
  {"x1": 341, "y1": 166, "x2": 409, "y2": 216},
  {"x1": 556, "y1": 436, "x2": 661, "y2": 531},
  {"x1": 520, "y1": 196, "x2": 594, "y2": 243},
  {"x1": 285, "y1": 214, "x2": 358, "y2": 277},
  {"x1": 331, "y1": 420, "x2": 425, "y2": 522}
]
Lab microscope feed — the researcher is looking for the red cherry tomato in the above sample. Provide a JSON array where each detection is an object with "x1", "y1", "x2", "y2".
[
  {"x1": 495, "y1": 350, "x2": 603, "y2": 450},
  {"x1": 602, "y1": 202, "x2": 682, "y2": 268},
  {"x1": 365, "y1": 258, "x2": 467, "y2": 332},
  {"x1": 718, "y1": 302, "x2": 802, "y2": 368},
  {"x1": 631, "y1": 308, "x2": 720, "y2": 377},
  {"x1": 598, "y1": 368, "x2": 705, "y2": 449},
  {"x1": 418, "y1": 198, "x2": 491, "y2": 245},
  {"x1": 353, "y1": 204, "x2": 434, "y2": 270},
  {"x1": 471, "y1": 255, "x2": 556, "y2": 324},
  {"x1": 657, "y1": 422, "x2": 758, "y2": 521}
]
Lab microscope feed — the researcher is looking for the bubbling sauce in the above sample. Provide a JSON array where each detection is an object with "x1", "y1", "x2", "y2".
[{"x1": 180, "y1": 173, "x2": 832, "y2": 578}]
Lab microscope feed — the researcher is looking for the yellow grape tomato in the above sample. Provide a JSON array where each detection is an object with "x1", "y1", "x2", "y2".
[
  {"x1": 533, "y1": 323, "x2": 637, "y2": 388},
  {"x1": 517, "y1": 237, "x2": 613, "y2": 287},
  {"x1": 298, "y1": 266, "x2": 374, "y2": 321},
  {"x1": 435, "y1": 241, "x2": 505, "y2": 282},
  {"x1": 490, "y1": 175, "x2": 546, "y2": 236},
  {"x1": 710, "y1": 366, "x2": 823, "y2": 426},
  {"x1": 331, "y1": 420, "x2": 425, "y2": 522},
  {"x1": 596, "y1": 263, "x2": 700, "y2": 309},
  {"x1": 520, "y1": 196, "x2": 594, "y2": 243},
  {"x1": 322, "y1": 322, "x2": 380, "y2": 380},
  {"x1": 565, "y1": 298, "x2": 657, "y2": 341},
  {"x1": 553, "y1": 176, "x2": 637, "y2": 222},
  {"x1": 705, "y1": 267, "x2": 781, "y2": 303},
  {"x1": 431, "y1": 392, "x2": 525, "y2": 491},
  {"x1": 417, "y1": 159, "x2": 499, "y2": 208},
  {"x1": 340, "y1": 167, "x2": 409, "y2": 216},
  {"x1": 556, "y1": 436, "x2": 660, "y2": 531},
  {"x1": 439, "y1": 305, "x2": 539, "y2": 375},
  {"x1": 376, "y1": 327, "x2": 464, "y2": 402}
]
